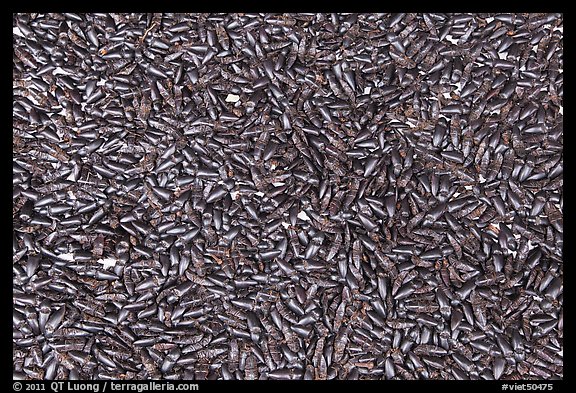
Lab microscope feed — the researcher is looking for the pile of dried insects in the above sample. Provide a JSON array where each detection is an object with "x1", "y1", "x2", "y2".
[{"x1": 13, "y1": 13, "x2": 562, "y2": 380}]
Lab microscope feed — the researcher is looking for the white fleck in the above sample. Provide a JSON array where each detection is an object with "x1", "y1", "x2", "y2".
[
  {"x1": 272, "y1": 182, "x2": 285, "y2": 187},
  {"x1": 269, "y1": 162, "x2": 277, "y2": 170},
  {"x1": 255, "y1": 191, "x2": 265, "y2": 197},
  {"x1": 485, "y1": 17, "x2": 494, "y2": 23},
  {"x1": 66, "y1": 172, "x2": 76, "y2": 182},
  {"x1": 442, "y1": 92, "x2": 452, "y2": 100},
  {"x1": 230, "y1": 190, "x2": 239, "y2": 200},
  {"x1": 452, "y1": 192, "x2": 461, "y2": 199},
  {"x1": 464, "y1": 185, "x2": 473, "y2": 190},
  {"x1": 444, "y1": 35, "x2": 459, "y2": 45},
  {"x1": 406, "y1": 118, "x2": 418, "y2": 128},
  {"x1": 510, "y1": 250, "x2": 517, "y2": 258},
  {"x1": 58, "y1": 253, "x2": 75, "y2": 262},
  {"x1": 97, "y1": 78, "x2": 107, "y2": 87},
  {"x1": 558, "y1": 349, "x2": 563, "y2": 357},
  {"x1": 559, "y1": 106, "x2": 563, "y2": 115},
  {"x1": 68, "y1": 191, "x2": 76, "y2": 200},
  {"x1": 13, "y1": 26, "x2": 24, "y2": 37},
  {"x1": 454, "y1": 82, "x2": 464, "y2": 94},
  {"x1": 513, "y1": 233, "x2": 521, "y2": 240},
  {"x1": 297, "y1": 211, "x2": 310, "y2": 221},
  {"x1": 77, "y1": 179, "x2": 94, "y2": 185},
  {"x1": 281, "y1": 222, "x2": 290, "y2": 229},
  {"x1": 363, "y1": 86, "x2": 372, "y2": 95},
  {"x1": 225, "y1": 94, "x2": 240, "y2": 103},
  {"x1": 497, "y1": 51, "x2": 508, "y2": 60},
  {"x1": 98, "y1": 257, "x2": 117, "y2": 269},
  {"x1": 479, "y1": 174, "x2": 486, "y2": 183},
  {"x1": 53, "y1": 67, "x2": 68, "y2": 76}
]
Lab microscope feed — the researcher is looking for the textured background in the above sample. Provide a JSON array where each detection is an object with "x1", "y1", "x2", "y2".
[{"x1": 13, "y1": 13, "x2": 562, "y2": 380}]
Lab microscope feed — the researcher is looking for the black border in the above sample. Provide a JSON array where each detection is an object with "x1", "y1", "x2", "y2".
[{"x1": 10, "y1": 9, "x2": 567, "y2": 390}]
